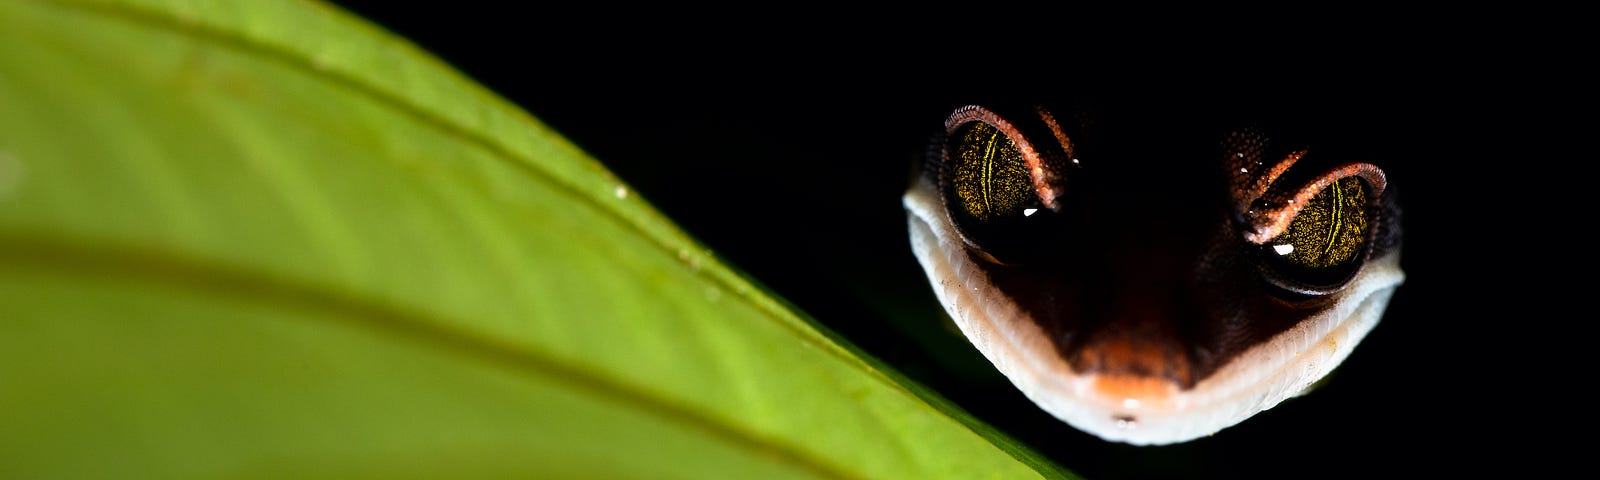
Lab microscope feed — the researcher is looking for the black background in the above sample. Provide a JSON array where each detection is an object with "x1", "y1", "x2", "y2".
[{"x1": 324, "y1": 4, "x2": 1541, "y2": 478}]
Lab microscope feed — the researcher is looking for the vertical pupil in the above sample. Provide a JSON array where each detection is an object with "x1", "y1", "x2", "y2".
[
  {"x1": 1272, "y1": 177, "x2": 1370, "y2": 268},
  {"x1": 951, "y1": 122, "x2": 1033, "y2": 222}
]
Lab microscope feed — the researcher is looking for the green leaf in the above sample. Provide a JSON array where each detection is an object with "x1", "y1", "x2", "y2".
[{"x1": 0, "y1": 1, "x2": 1072, "y2": 478}]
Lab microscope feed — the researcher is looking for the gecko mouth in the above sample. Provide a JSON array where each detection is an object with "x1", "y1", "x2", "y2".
[{"x1": 906, "y1": 180, "x2": 1403, "y2": 444}]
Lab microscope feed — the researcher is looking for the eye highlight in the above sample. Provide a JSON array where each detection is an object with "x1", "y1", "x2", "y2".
[{"x1": 949, "y1": 121, "x2": 1038, "y2": 224}]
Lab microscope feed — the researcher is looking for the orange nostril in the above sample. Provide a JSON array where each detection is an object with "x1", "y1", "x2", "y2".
[
  {"x1": 1088, "y1": 374, "x2": 1180, "y2": 406},
  {"x1": 1074, "y1": 333, "x2": 1196, "y2": 388}
]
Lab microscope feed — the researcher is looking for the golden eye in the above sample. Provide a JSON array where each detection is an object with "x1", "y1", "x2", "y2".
[
  {"x1": 1263, "y1": 176, "x2": 1373, "y2": 287},
  {"x1": 934, "y1": 105, "x2": 1073, "y2": 264},
  {"x1": 949, "y1": 121, "x2": 1037, "y2": 223}
]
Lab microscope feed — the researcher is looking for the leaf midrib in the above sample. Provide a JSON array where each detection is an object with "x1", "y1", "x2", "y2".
[{"x1": 0, "y1": 232, "x2": 860, "y2": 479}]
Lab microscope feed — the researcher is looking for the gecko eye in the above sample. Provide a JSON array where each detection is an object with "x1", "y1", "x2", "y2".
[
  {"x1": 936, "y1": 106, "x2": 1071, "y2": 264},
  {"x1": 946, "y1": 121, "x2": 1041, "y2": 224},
  {"x1": 1259, "y1": 175, "x2": 1376, "y2": 292}
]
